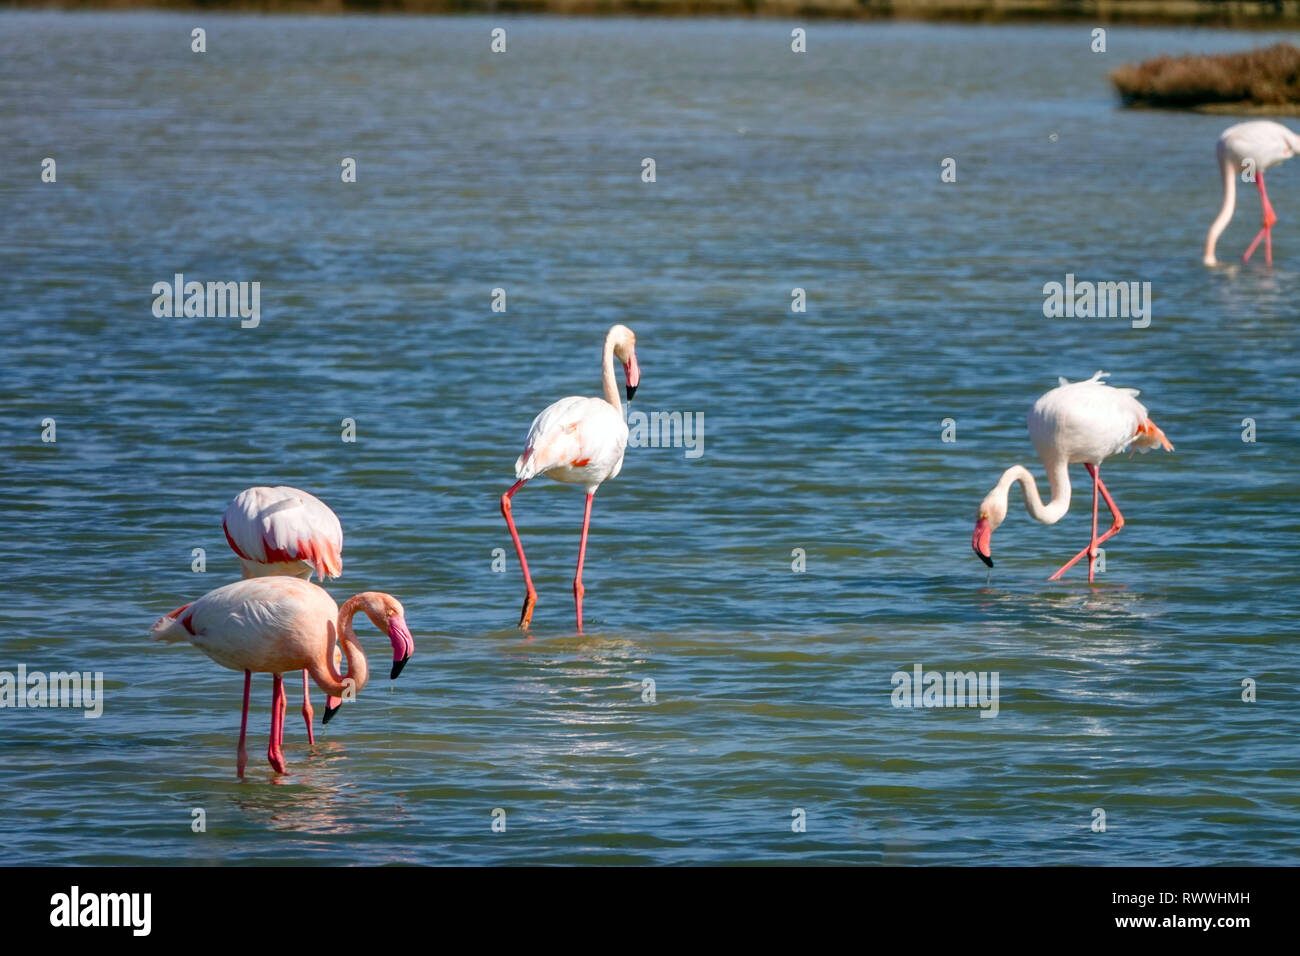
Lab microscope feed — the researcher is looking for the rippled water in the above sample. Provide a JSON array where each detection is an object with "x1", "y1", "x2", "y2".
[{"x1": 2, "y1": 12, "x2": 1298, "y2": 865}]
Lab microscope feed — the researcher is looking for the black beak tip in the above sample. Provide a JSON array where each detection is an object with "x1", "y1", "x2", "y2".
[
  {"x1": 977, "y1": 551, "x2": 994, "y2": 569},
  {"x1": 625, "y1": 385, "x2": 637, "y2": 401},
  {"x1": 322, "y1": 703, "x2": 340, "y2": 724},
  {"x1": 390, "y1": 655, "x2": 410, "y2": 680}
]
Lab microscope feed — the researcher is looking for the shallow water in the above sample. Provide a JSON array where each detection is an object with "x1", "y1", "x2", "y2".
[{"x1": 1, "y1": 12, "x2": 1298, "y2": 864}]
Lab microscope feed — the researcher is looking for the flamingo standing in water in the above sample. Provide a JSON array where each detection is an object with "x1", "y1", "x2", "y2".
[
  {"x1": 1204, "y1": 120, "x2": 1300, "y2": 266},
  {"x1": 971, "y1": 372, "x2": 1174, "y2": 583},
  {"x1": 151, "y1": 577, "x2": 414, "y2": 777},
  {"x1": 223, "y1": 486, "x2": 345, "y2": 739},
  {"x1": 501, "y1": 324, "x2": 640, "y2": 632}
]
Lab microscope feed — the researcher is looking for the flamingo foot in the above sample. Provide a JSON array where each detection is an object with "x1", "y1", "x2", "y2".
[
  {"x1": 237, "y1": 743, "x2": 248, "y2": 779},
  {"x1": 519, "y1": 590, "x2": 537, "y2": 630}
]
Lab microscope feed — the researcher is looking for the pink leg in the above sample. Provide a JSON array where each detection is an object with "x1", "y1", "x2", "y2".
[
  {"x1": 574, "y1": 493, "x2": 594, "y2": 633},
  {"x1": 278, "y1": 679, "x2": 287, "y2": 749},
  {"x1": 1243, "y1": 171, "x2": 1278, "y2": 265},
  {"x1": 501, "y1": 479, "x2": 538, "y2": 629},
  {"x1": 1049, "y1": 464, "x2": 1124, "y2": 582},
  {"x1": 268, "y1": 674, "x2": 287, "y2": 775},
  {"x1": 300, "y1": 670, "x2": 314, "y2": 745},
  {"x1": 237, "y1": 669, "x2": 251, "y2": 779}
]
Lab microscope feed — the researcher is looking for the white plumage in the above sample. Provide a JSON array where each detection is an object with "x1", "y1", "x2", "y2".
[
  {"x1": 1204, "y1": 120, "x2": 1300, "y2": 266},
  {"x1": 222, "y1": 486, "x2": 343, "y2": 580}
]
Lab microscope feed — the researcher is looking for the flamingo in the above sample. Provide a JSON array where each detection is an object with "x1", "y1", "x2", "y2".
[
  {"x1": 151, "y1": 577, "x2": 414, "y2": 777},
  {"x1": 1204, "y1": 120, "x2": 1300, "y2": 266},
  {"x1": 222, "y1": 486, "x2": 345, "y2": 740},
  {"x1": 971, "y1": 372, "x2": 1174, "y2": 583},
  {"x1": 501, "y1": 324, "x2": 640, "y2": 633}
]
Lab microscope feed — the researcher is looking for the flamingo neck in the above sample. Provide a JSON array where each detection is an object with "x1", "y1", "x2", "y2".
[
  {"x1": 601, "y1": 331, "x2": 621, "y2": 410},
  {"x1": 309, "y1": 596, "x2": 370, "y2": 696},
  {"x1": 997, "y1": 460, "x2": 1071, "y2": 526},
  {"x1": 1204, "y1": 150, "x2": 1237, "y2": 266}
]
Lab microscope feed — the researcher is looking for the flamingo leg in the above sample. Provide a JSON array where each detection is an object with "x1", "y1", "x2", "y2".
[
  {"x1": 574, "y1": 493, "x2": 594, "y2": 633},
  {"x1": 500, "y1": 478, "x2": 538, "y2": 629},
  {"x1": 1243, "y1": 171, "x2": 1279, "y2": 265},
  {"x1": 268, "y1": 674, "x2": 287, "y2": 775},
  {"x1": 301, "y1": 670, "x2": 315, "y2": 745},
  {"x1": 1049, "y1": 463, "x2": 1124, "y2": 582},
  {"x1": 237, "y1": 669, "x2": 251, "y2": 779}
]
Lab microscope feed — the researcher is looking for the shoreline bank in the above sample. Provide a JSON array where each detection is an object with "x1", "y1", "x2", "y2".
[{"x1": 7, "y1": 1, "x2": 1300, "y2": 30}]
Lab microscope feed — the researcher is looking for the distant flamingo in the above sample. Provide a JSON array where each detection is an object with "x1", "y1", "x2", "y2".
[
  {"x1": 1204, "y1": 120, "x2": 1300, "y2": 266},
  {"x1": 151, "y1": 577, "x2": 414, "y2": 777},
  {"x1": 501, "y1": 324, "x2": 640, "y2": 632},
  {"x1": 223, "y1": 485, "x2": 345, "y2": 740},
  {"x1": 971, "y1": 372, "x2": 1174, "y2": 583}
]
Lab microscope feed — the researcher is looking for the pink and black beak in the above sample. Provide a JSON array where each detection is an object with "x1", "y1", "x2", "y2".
[
  {"x1": 388, "y1": 615, "x2": 414, "y2": 680},
  {"x1": 623, "y1": 352, "x2": 640, "y2": 402},
  {"x1": 323, "y1": 694, "x2": 342, "y2": 724},
  {"x1": 972, "y1": 517, "x2": 993, "y2": 568}
]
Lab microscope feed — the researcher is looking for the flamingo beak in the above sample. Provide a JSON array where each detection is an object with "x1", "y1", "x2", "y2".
[
  {"x1": 972, "y1": 517, "x2": 993, "y2": 568},
  {"x1": 388, "y1": 615, "x2": 414, "y2": 680},
  {"x1": 623, "y1": 352, "x2": 640, "y2": 402},
  {"x1": 322, "y1": 695, "x2": 342, "y2": 724}
]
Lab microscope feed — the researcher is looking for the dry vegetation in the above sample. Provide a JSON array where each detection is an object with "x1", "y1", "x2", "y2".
[{"x1": 1111, "y1": 42, "x2": 1300, "y2": 112}]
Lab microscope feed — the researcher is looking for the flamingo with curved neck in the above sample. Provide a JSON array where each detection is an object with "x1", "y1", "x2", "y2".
[
  {"x1": 1204, "y1": 120, "x2": 1300, "y2": 266},
  {"x1": 151, "y1": 577, "x2": 414, "y2": 777},
  {"x1": 972, "y1": 372, "x2": 1174, "y2": 583}
]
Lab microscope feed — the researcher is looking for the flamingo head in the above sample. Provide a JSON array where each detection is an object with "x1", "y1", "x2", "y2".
[
  {"x1": 972, "y1": 493, "x2": 1008, "y2": 568},
  {"x1": 609, "y1": 324, "x2": 640, "y2": 401},
  {"x1": 362, "y1": 593, "x2": 414, "y2": 680}
]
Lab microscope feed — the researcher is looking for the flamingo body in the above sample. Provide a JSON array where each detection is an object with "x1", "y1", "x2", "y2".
[
  {"x1": 222, "y1": 486, "x2": 343, "y2": 580},
  {"x1": 515, "y1": 395, "x2": 628, "y2": 492}
]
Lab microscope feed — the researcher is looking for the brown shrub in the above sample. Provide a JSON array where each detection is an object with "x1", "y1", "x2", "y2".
[{"x1": 1111, "y1": 42, "x2": 1300, "y2": 109}]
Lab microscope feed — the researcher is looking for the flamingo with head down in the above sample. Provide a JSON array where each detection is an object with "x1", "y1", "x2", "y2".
[
  {"x1": 972, "y1": 372, "x2": 1174, "y2": 583},
  {"x1": 151, "y1": 577, "x2": 414, "y2": 777},
  {"x1": 222, "y1": 485, "x2": 345, "y2": 739},
  {"x1": 1204, "y1": 120, "x2": 1300, "y2": 266}
]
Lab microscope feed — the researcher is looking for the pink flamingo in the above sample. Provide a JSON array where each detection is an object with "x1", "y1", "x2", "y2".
[
  {"x1": 223, "y1": 486, "x2": 344, "y2": 739},
  {"x1": 971, "y1": 372, "x2": 1174, "y2": 583},
  {"x1": 151, "y1": 577, "x2": 414, "y2": 777},
  {"x1": 1204, "y1": 120, "x2": 1300, "y2": 266},
  {"x1": 501, "y1": 324, "x2": 640, "y2": 632}
]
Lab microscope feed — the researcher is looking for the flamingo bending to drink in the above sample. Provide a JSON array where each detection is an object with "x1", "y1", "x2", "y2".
[
  {"x1": 222, "y1": 486, "x2": 345, "y2": 738},
  {"x1": 151, "y1": 577, "x2": 413, "y2": 777},
  {"x1": 971, "y1": 372, "x2": 1174, "y2": 583},
  {"x1": 1204, "y1": 120, "x2": 1300, "y2": 266}
]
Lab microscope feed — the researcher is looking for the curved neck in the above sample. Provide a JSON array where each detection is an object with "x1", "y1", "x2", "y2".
[
  {"x1": 998, "y1": 461, "x2": 1071, "y2": 526},
  {"x1": 308, "y1": 597, "x2": 370, "y2": 696},
  {"x1": 1204, "y1": 151, "x2": 1237, "y2": 265},
  {"x1": 601, "y1": 332, "x2": 621, "y2": 410}
]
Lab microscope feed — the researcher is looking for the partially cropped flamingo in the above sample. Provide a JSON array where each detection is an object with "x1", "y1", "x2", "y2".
[
  {"x1": 223, "y1": 485, "x2": 345, "y2": 740},
  {"x1": 971, "y1": 372, "x2": 1174, "y2": 583},
  {"x1": 151, "y1": 577, "x2": 414, "y2": 777},
  {"x1": 1204, "y1": 120, "x2": 1300, "y2": 266},
  {"x1": 501, "y1": 324, "x2": 640, "y2": 633}
]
